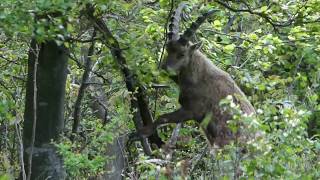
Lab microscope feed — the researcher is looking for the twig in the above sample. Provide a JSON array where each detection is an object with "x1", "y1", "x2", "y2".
[
  {"x1": 287, "y1": 54, "x2": 304, "y2": 99},
  {"x1": 27, "y1": 43, "x2": 39, "y2": 180},
  {"x1": 158, "y1": 0, "x2": 175, "y2": 68},
  {"x1": 153, "y1": 0, "x2": 175, "y2": 119},
  {"x1": 71, "y1": 29, "x2": 96, "y2": 139},
  {"x1": 203, "y1": 29, "x2": 253, "y2": 43},
  {"x1": 138, "y1": 159, "x2": 169, "y2": 165},
  {"x1": 223, "y1": 14, "x2": 237, "y2": 34},
  {"x1": 155, "y1": 123, "x2": 182, "y2": 178},
  {"x1": 213, "y1": 0, "x2": 309, "y2": 32},
  {"x1": 164, "y1": 123, "x2": 181, "y2": 156},
  {"x1": 67, "y1": 52, "x2": 110, "y2": 84},
  {"x1": 190, "y1": 144, "x2": 208, "y2": 174},
  {"x1": 66, "y1": 37, "x2": 101, "y2": 43},
  {"x1": 16, "y1": 122, "x2": 26, "y2": 180}
]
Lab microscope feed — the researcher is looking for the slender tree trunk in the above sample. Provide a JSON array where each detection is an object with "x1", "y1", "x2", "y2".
[
  {"x1": 72, "y1": 30, "x2": 96, "y2": 137},
  {"x1": 72, "y1": 32, "x2": 126, "y2": 179},
  {"x1": 88, "y1": 79, "x2": 126, "y2": 180},
  {"x1": 23, "y1": 40, "x2": 68, "y2": 179}
]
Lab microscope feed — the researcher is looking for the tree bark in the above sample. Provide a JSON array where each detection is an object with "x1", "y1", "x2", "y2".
[{"x1": 23, "y1": 40, "x2": 68, "y2": 179}]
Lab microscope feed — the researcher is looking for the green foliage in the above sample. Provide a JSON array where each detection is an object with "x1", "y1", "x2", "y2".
[
  {"x1": 0, "y1": 174, "x2": 10, "y2": 180},
  {"x1": 56, "y1": 139, "x2": 106, "y2": 177},
  {"x1": 55, "y1": 115, "x2": 126, "y2": 178},
  {"x1": 0, "y1": 0, "x2": 319, "y2": 179},
  {"x1": 0, "y1": 97, "x2": 14, "y2": 123}
]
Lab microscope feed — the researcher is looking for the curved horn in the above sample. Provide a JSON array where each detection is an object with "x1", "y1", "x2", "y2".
[
  {"x1": 167, "y1": 2, "x2": 187, "y2": 40},
  {"x1": 179, "y1": 9, "x2": 219, "y2": 45}
]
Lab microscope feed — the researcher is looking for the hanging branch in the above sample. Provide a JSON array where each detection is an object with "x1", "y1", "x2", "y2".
[
  {"x1": 85, "y1": 4, "x2": 163, "y2": 154},
  {"x1": 71, "y1": 29, "x2": 97, "y2": 139}
]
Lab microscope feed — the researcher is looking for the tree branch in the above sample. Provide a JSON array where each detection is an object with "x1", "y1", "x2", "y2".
[
  {"x1": 85, "y1": 4, "x2": 163, "y2": 154},
  {"x1": 71, "y1": 29, "x2": 96, "y2": 139},
  {"x1": 213, "y1": 0, "x2": 310, "y2": 31}
]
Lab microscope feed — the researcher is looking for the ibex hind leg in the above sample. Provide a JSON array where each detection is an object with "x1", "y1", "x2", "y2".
[
  {"x1": 203, "y1": 121, "x2": 217, "y2": 145},
  {"x1": 201, "y1": 118, "x2": 234, "y2": 148}
]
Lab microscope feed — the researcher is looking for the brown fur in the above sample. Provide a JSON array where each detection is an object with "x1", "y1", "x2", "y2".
[
  {"x1": 140, "y1": 6, "x2": 256, "y2": 147},
  {"x1": 153, "y1": 41, "x2": 255, "y2": 147}
]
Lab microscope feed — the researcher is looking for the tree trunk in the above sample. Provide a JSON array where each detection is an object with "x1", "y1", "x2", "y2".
[
  {"x1": 23, "y1": 40, "x2": 68, "y2": 179},
  {"x1": 88, "y1": 77, "x2": 126, "y2": 180}
]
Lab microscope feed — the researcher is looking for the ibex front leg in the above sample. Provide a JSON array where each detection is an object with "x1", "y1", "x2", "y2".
[
  {"x1": 155, "y1": 108, "x2": 194, "y2": 126},
  {"x1": 139, "y1": 108, "x2": 194, "y2": 137}
]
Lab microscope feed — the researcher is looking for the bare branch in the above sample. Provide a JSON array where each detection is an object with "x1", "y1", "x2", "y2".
[
  {"x1": 213, "y1": 0, "x2": 312, "y2": 31},
  {"x1": 71, "y1": 29, "x2": 97, "y2": 139},
  {"x1": 27, "y1": 42, "x2": 39, "y2": 180},
  {"x1": 16, "y1": 122, "x2": 26, "y2": 180}
]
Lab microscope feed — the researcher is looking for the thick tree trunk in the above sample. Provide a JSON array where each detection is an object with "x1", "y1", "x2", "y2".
[{"x1": 23, "y1": 40, "x2": 68, "y2": 179}]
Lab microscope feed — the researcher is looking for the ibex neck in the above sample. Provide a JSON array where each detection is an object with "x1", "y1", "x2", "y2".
[{"x1": 179, "y1": 50, "x2": 206, "y2": 84}]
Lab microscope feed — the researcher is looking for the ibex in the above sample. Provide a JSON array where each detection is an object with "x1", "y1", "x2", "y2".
[{"x1": 141, "y1": 4, "x2": 256, "y2": 147}]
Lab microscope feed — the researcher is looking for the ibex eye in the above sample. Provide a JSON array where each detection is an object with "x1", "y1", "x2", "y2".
[{"x1": 177, "y1": 54, "x2": 184, "y2": 58}]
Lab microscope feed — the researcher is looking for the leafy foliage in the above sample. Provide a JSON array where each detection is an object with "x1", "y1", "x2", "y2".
[{"x1": 0, "y1": 0, "x2": 319, "y2": 179}]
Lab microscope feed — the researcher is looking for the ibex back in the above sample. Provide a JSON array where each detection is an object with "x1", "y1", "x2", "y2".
[{"x1": 141, "y1": 4, "x2": 256, "y2": 147}]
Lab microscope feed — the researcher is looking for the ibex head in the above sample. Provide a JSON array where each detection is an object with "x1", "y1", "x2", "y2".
[
  {"x1": 162, "y1": 41, "x2": 201, "y2": 74},
  {"x1": 162, "y1": 5, "x2": 219, "y2": 74}
]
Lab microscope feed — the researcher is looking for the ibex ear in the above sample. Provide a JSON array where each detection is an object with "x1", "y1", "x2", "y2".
[{"x1": 189, "y1": 42, "x2": 202, "y2": 52}]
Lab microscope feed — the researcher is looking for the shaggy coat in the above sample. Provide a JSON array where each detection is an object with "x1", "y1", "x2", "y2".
[
  {"x1": 139, "y1": 4, "x2": 257, "y2": 147},
  {"x1": 153, "y1": 41, "x2": 256, "y2": 147}
]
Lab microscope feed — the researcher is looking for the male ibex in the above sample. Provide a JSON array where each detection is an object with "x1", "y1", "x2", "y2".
[{"x1": 142, "y1": 4, "x2": 256, "y2": 147}]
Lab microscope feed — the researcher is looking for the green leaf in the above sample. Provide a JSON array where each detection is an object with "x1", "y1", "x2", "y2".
[
  {"x1": 248, "y1": 33, "x2": 259, "y2": 41},
  {"x1": 260, "y1": 6, "x2": 268, "y2": 12},
  {"x1": 0, "y1": 174, "x2": 10, "y2": 180},
  {"x1": 223, "y1": 44, "x2": 235, "y2": 53}
]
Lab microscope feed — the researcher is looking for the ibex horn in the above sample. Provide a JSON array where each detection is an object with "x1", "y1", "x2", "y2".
[
  {"x1": 179, "y1": 9, "x2": 219, "y2": 45},
  {"x1": 168, "y1": 2, "x2": 187, "y2": 40}
]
